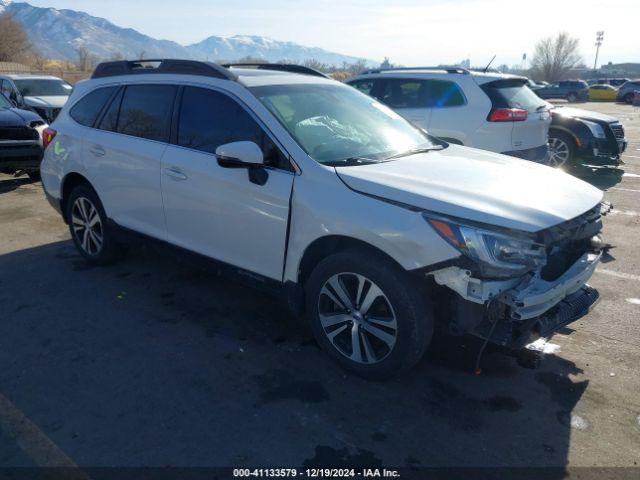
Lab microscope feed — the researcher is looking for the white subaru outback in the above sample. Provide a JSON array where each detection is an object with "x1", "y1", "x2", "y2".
[{"x1": 41, "y1": 60, "x2": 605, "y2": 379}]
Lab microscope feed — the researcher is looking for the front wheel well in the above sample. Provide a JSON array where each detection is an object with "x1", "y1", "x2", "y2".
[
  {"x1": 297, "y1": 235, "x2": 405, "y2": 286},
  {"x1": 60, "y1": 173, "x2": 94, "y2": 222}
]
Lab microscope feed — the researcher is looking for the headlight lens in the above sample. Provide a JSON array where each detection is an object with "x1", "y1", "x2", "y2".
[
  {"x1": 582, "y1": 120, "x2": 606, "y2": 139},
  {"x1": 425, "y1": 216, "x2": 546, "y2": 276}
]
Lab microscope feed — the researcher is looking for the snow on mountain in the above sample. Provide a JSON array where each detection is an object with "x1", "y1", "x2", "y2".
[
  {"x1": 2, "y1": 1, "x2": 374, "y2": 67},
  {"x1": 187, "y1": 35, "x2": 371, "y2": 65}
]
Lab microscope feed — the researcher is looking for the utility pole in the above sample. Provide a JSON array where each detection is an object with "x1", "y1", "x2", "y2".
[{"x1": 593, "y1": 31, "x2": 604, "y2": 72}]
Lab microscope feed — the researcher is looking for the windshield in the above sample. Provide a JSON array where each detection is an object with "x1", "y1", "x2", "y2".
[
  {"x1": 250, "y1": 83, "x2": 436, "y2": 165},
  {"x1": 14, "y1": 79, "x2": 72, "y2": 97}
]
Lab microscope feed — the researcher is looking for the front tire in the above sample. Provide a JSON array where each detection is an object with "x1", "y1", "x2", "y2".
[
  {"x1": 66, "y1": 184, "x2": 120, "y2": 265},
  {"x1": 567, "y1": 92, "x2": 578, "y2": 103},
  {"x1": 548, "y1": 131, "x2": 575, "y2": 167},
  {"x1": 624, "y1": 93, "x2": 634, "y2": 104},
  {"x1": 305, "y1": 249, "x2": 433, "y2": 379}
]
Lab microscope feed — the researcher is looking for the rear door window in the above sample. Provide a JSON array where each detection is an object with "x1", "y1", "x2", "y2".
[
  {"x1": 378, "y1": 79, "x2": 426, "y2": 108},
  {"x1": 481, "y1": 79, "x2": 546, "y2": 112},
  {"x1": 349, "y1": 79, "x2": 375, "y2": 96},
  {"x1": 69, "y1": 86, "x2": 117, "y2": 127},
  {"x1": 424, "y1": 80, "x2": 465, "y2": 107},
  {"x1": 177, "y1": 86, "x2": 290, "y2": 170},
  {"x1": 116, "y1": 85, "x2": 177, "y2": 142}
]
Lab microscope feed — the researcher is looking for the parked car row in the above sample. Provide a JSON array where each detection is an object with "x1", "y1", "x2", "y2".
[{"x1": 37, "y1": 59, "x2": 609, "y2": 378}]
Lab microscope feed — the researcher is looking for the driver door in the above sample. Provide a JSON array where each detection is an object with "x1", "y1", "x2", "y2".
[{"x1": 160, "y1": 86, "x2": 295, "y2": 281}]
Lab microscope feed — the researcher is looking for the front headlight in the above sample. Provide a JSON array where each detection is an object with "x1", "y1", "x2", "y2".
[
  {"x1": 425, "y1": 216, "x2": 546, "y2": 277},
  {"x1": 581, "y1": 120, "x2": 606, "y2": 139}
]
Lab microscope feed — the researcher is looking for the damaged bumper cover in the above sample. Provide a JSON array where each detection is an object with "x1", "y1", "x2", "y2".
[{"x1": 431, "y1": 251, "x2": 602, "y2": 348}]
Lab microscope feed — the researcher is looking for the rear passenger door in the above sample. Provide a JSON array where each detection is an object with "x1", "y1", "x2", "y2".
[
  {"x1": 375, "y1": 79, "x2": 432, "y2": 129},
  {"x1": 160, "y1": 86, "x2": 294, "y2": 281},
  {"x1": 82, "y1": 84, "x2": 177, "y2": 240}
]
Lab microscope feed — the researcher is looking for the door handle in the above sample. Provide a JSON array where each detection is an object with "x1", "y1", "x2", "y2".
[
  {"x1": 89, "y1": 145, "x2": 106, "y2": 157},
  {"x1": 163, "y1": 167, "x2": 187, "y2": 181}
]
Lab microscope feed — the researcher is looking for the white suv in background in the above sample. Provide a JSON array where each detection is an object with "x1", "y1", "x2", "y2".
[
  {"x1": 41, "y1": 60, "x2": 603, "y2": 379},
  {"x1": 347, "y1": 67, "x2": 551, "y2": 162}
]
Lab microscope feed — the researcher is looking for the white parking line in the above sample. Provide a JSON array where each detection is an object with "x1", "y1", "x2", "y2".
[
  {"x1": 623, "y1": 172, "x2": 640, "y2": 178},
  {"x1": 596, "y1": 268, "x2": 640, "y2": 282},
  {"x1": 610, "y1": 187, "x2": 640, "y2": 193},
  {"x1": 607, "y1": 209, "x2": 640, "y2": 217},
  {"x1": 627, "y1": 298, "x2": 640, "y2": 305}
]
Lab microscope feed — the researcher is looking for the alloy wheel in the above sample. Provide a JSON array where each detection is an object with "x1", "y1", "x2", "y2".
[
  {"x1": 548, "y1": 137, "x2": 570, "y2": 167},
  {"x1": 71, "y1": 197, "x2": 103, "y2": 255},
  {"x1": 317, "y1": 272, "x2": 397, "y2": 365}
]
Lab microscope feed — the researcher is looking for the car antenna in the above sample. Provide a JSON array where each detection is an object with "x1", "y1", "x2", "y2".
[{"x1": 483, "y1": 55, "x2": 496, "y2": 73}]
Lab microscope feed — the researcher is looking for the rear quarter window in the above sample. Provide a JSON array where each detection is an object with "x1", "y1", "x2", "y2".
[{"x1": 69, "y1": 86, "x2": 117, "y2": 127}]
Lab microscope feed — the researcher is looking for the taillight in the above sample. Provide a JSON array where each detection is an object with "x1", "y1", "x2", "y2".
[
  {"x1": 42, "y1": 127, "x2": 57, "y2": 149},
  {"x1": 488, "y1": 108, "x2": 528, "y2": 122}
]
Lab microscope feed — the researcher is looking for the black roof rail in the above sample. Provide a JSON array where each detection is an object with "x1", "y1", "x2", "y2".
[
  {"x1": 91, "y1": 59, "x2": 237, "y2": 81},
  {"x1": 222, "y1": 63, "x2": 329, "y2": 78},
  {"x1": 362, "y1": 66, "x2": 471, "y2": 75}
]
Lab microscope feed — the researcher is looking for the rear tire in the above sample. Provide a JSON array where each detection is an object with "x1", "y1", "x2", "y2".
[
  {"x1": 66, "y1": 184, "x2": 120, "y2": 265},
  {"x1": 624, "y1": 93, "x2": 634, "y2": 104},
  {"x1": 305, "y1": 249, "x2": 433, "y2": 380},
  {"x1": 547, "y1": 131, "x2": 576, "y2": 168}
]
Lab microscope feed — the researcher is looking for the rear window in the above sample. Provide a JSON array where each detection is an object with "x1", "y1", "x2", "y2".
[
  {"x1": 69, "y1": 86, "x2": 117, "y2": 127},
  {"x1": 481, "y1": 80, "x2": 546, "y2": 112}
]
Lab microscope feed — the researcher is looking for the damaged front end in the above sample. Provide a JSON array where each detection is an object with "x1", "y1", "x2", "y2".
[{"x1": 425, "y1": 203, "x2": 608, "y2": 349}]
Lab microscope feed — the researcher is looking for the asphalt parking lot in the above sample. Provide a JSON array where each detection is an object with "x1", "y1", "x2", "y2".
[{"x1": 1, "y1": 102, "x2": 639, "y2": 472}]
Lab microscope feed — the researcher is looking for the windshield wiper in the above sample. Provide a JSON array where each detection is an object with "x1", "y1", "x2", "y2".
[
  {"x1": 385, "y1": 146, "x2": 443, "y2": 160},
  {"x1": 324, "y1": 157, "x2": 380, "y2": 167}
]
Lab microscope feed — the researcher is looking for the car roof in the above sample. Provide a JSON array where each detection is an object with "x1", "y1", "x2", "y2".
[
  {"x1": 348, "y1": 68, "x2": 526, "y2": 85},
  {"x1": 230, "y1": 67, "x2": 335, "y2": 87},
  {"x1": 1, "y1": 74, "x2": 64, "y2": 80}
]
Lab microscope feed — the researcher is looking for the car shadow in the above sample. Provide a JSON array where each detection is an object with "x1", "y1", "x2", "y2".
[
  {"x1": 0, "y1": 240, "x2": 587, "y2": 474},
  {"x1": 0, "y1": 176, "x2": 35, "y2": 195},
  {"x1": 564, "y1": 160, "x2": 624, "y2": 190}
]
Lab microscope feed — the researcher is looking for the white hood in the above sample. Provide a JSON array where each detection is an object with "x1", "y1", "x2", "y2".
[
  {"x1": 23, "y1": 96, "x2": 68, "y2": 109},
  {"x1": 336, "y1": 145, "x2": 603, "y2": 232}
]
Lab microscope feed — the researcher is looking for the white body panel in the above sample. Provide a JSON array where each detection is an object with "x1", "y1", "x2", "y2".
[{"x1": 160, "y1": 144, "x2": 294, "y2": 280}]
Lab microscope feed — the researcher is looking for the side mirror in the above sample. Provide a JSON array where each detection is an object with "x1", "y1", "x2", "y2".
[{"x1": 216, "y1": 141, "x2": 264, "y2": 168}]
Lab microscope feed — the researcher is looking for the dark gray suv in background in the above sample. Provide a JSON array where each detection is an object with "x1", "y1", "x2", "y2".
[
  {"x1": 616, "y1": 80, "x2": 640, "y2": 104},
  {"x1": 535, "y1": 80, "x2": 589, "y2": 102}
]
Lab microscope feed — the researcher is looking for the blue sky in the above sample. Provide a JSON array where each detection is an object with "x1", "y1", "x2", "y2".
[{"x1": 25, "y1": 0, "x2": 640, "y2": 67}]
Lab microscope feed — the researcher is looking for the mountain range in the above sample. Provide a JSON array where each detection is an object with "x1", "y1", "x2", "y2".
[{"x1": 0, "y1": 0, "x2": 375, "y2": 66}]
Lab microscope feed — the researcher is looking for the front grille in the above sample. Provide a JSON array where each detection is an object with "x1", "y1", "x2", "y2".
[
  {"x1": 0, "y1": 126, "x2": 39, "y2": 141},
  {"x1": 610, "y1": 123, "x2": 625, "y2": 139}
]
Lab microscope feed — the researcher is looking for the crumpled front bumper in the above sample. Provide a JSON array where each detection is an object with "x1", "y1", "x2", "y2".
[
  {"x1": 432, "y1": 251, "x2": 602, "y2": 348},
  {"x1": 501, "y1": 251, "x2": 601, "y2": 320}
]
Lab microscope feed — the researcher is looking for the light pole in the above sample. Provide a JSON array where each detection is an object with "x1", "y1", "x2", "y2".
[{"x1": 594, "y1": 31, "x2": 604, "y2": 72}]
